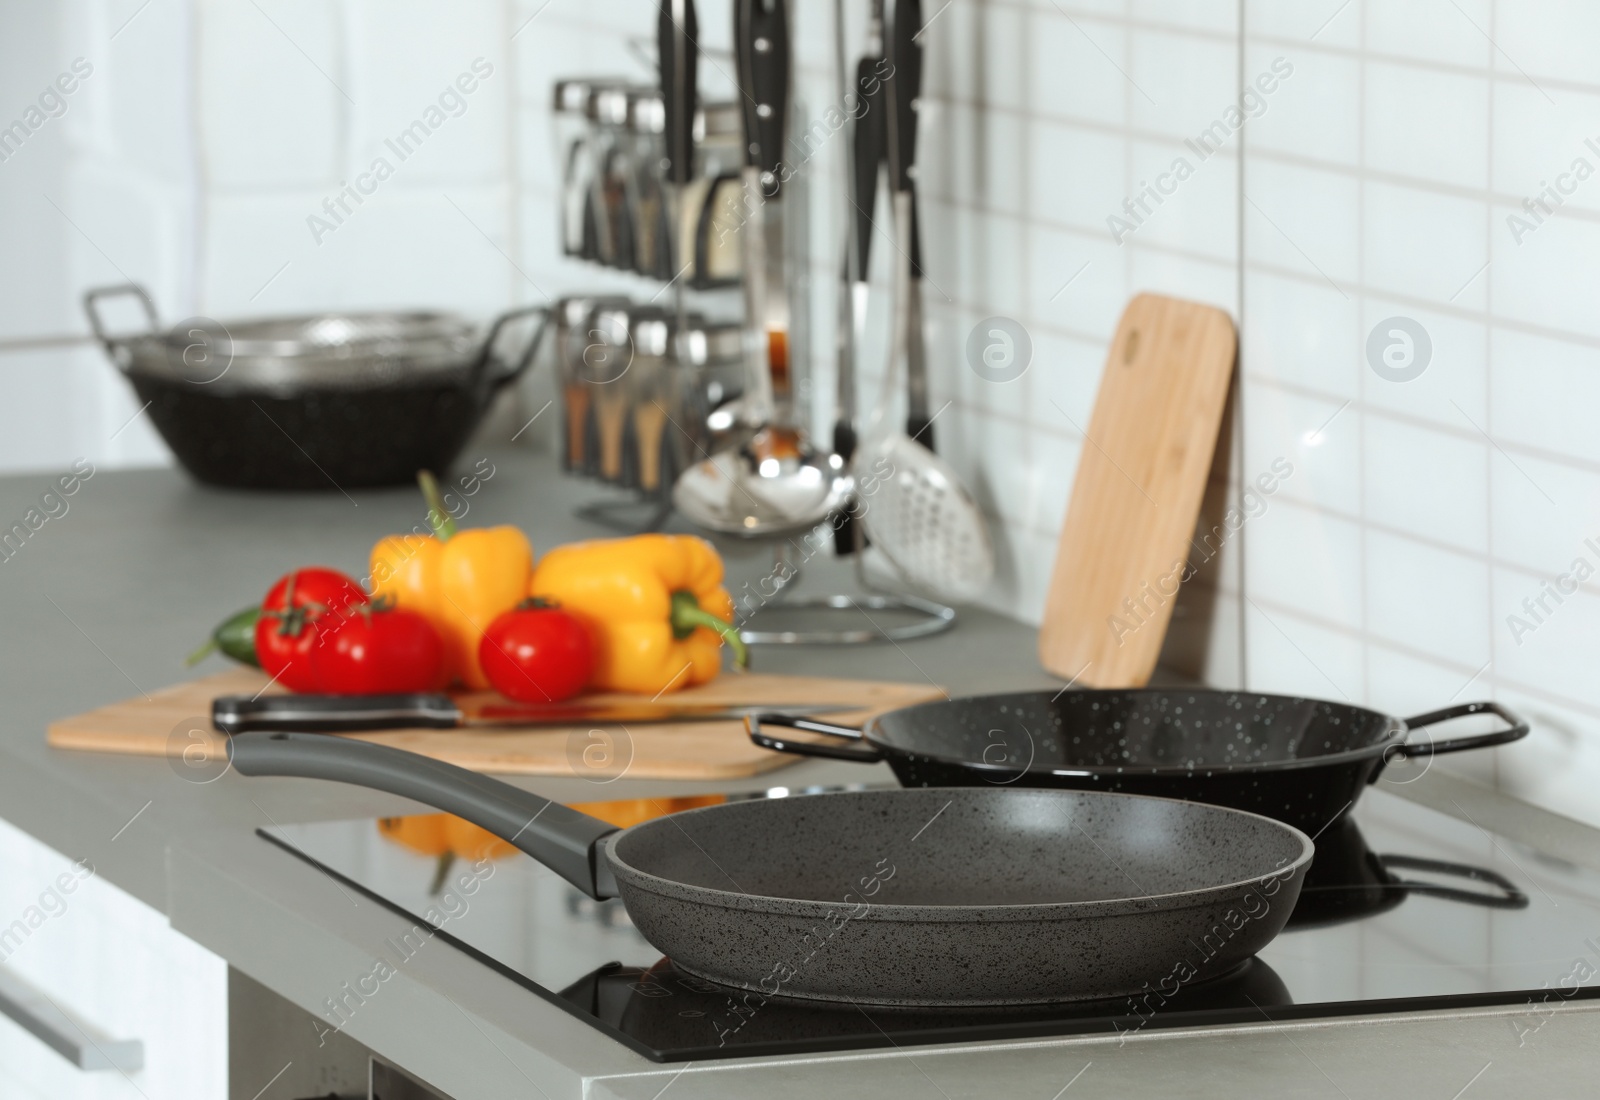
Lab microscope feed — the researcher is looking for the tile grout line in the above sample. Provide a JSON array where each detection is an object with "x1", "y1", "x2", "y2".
[
  {"x1": 1246, "y1": 591, "x2": 1600, "y2": 726},
  {"x1": 1236, "y1": 0, "x2": 1249, "y2": 691},
  {"x1": 1485, "y1": 0, "x2": 1501, "y2": 791},
  {"x1": 1020, "y1": 0, "x2": 1036, "y2": 579},
  {"x1": 1242, "y1": 371, "x2": 1600, "y2": 480},
  {"x1": 1263, "y1": 492, "x2": 1593, "y2": 596},
  {"x1": 1356, "y1": 0, "x2": 1372, "y2": 705}
]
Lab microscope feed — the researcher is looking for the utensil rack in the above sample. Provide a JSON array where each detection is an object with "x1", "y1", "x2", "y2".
[
  {"x1": 547, "y1": 73, "x2": 813, "y2": 534},
  {"x1": 542, "y1": 6, "x2": 959, "y2": 647}
]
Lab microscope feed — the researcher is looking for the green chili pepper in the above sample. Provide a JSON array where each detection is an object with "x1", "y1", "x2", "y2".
[{"x1": 186, "y1": 605, "x2": 262, "y2": 668}]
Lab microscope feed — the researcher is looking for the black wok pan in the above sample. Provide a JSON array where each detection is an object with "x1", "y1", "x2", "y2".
[
  {"x1": 84, "y1": 283, "x2": 548, "y2": 490},
  {"x1": 748, "y1": 690, "x2": 1528, "y2": 835},
  {"x1": 230, "y1": 731, "x2": 1312, "y2": 1006}
]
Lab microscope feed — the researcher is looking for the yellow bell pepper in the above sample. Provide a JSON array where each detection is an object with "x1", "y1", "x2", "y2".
[
  {"x1": 370, "y1": 473, "x2": 533, "y2": 689},
  {"x1": 529, "y1": 534, "x2": 746, "y2": 695}
]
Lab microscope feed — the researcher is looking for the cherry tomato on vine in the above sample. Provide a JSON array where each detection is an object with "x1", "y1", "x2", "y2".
[
  {"x1": 254, "y1": 567, "x2": 367, "y2": 692},
  {"x1": 311, "y1": 603, "x2": 446, "y2": 694},
  {"x1": 479, "y1": 599, "x2": 594, "y2": 703}
]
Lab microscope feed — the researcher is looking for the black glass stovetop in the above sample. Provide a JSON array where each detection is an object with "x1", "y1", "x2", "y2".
[{"x1": 260, "y1": 785, "x2": 1600, "y2": 1063}]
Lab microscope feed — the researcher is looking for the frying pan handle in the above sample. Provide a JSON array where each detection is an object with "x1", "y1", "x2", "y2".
[
  {"x1": 745, "y1": 713, "x2": 884, "y2": 762},
  {"x1": 476, "y1": 304, "x2": 552, "y2": 396},
  {"x1": 229, "y1": 731, "x2": 620, "y2": 900},
  {"x1": 1378, "y1": 854, "x2": 1529, "y2": 910},
  {"x1": 1391, "y1": 700, "x2": 1530, "y2": 760},
  {"x1": 83, "y1": 283, "x2": 160, "y2": 354}
]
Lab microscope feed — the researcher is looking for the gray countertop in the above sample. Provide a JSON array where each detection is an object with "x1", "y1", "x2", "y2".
[{"x1": 2, "y1": 451, "x2": 1598, "y2": 1099}]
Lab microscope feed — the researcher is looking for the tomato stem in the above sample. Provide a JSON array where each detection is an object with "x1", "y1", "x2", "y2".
[
  {"x1": 669, "y1": 591, "x2": 748, "y2": 670},
  {"x1": 277, "y1": 572, "x2": 302, "y2": 637},
  {"x1": 429, "y1": 851, "x2": 456, "y2": 896},
  {"x1": 418, "y1": 470, "x2": 458, "y2": 541}
]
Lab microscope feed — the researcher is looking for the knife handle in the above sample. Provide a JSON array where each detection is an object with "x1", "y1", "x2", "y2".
[
  {"x1": 735, "y1": 0, "x2": 790, "y2": 196},
  {"x1": 212, "y1": 694, "x2": 460, "y2": 734},
  {"x1": 904, "y1": 185, "x2": 929, "y2": 449},
  {"x1": 852, "y1": 54, "x2": 887, "y2": 277},
  {"x1": 658, "y1": 0, "x2": 699, "y2": 188},
  {"x1": 887, "y1": 0, "x2": 923, "y2": 194},
  {"x1": 831, "y1": 416, "x2": 861, "y2": 555}
]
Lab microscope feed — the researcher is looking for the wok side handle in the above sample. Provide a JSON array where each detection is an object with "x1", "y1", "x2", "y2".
[
  {"x1": 83, "y1": 284, "x2": 160, "y2": 354},
  {"x1": 1391, "y1": 701, "x2": 1530, "y2": 760},
  {"x1": 1378, "y1": 854, "x2": 1530, "y2": 910},
  {"x1": 475, "y1": 304, "x2": 552, "y2": 397},
  {"x1": 745, "y1": 713, "x2": 884, "y2": 762},
  {"x1": 229, "y1": 731, "x2": 619, "y2": 900}
]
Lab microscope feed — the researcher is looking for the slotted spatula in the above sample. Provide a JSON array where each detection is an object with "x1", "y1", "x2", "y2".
[{"x1": 1038, "y1": 293, "x2": 1237, "y2": 687}]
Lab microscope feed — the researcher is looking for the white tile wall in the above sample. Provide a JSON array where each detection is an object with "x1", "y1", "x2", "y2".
[
  {"x1": 198, "y1": 0, "x2": 346, "y2": 190},
  {"x1": 1240, "y1": 0, "x2": 1600, "y2": 825},
  {"x1": 4, "y1": 0, "x2": 1600, "y2": 821}
]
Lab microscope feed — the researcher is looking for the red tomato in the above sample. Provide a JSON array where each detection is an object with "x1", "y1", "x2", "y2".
[
  {"x1": 311, "y1": 604, "x2": 446, "y2": 694},
  {"x1": 255, "y1": 567, "x2": 368, "y2": 692},
  {"x1": 479, "y1": 601, "x2": 594, "y2": 703}
]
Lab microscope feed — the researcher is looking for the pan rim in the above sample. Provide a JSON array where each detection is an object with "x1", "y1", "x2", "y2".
[
  {"x1": 864, "y1": 687, "x2": 1409, "y2": 776},
  {"x1": 602, "y1": 787, "x2": 1314, "y2": 921}
]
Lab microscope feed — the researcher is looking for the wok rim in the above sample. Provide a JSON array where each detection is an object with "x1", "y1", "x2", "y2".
[
  {"x1": 129, "y1": 308, "x2": 479, "y2": 355},
  {"x1": 118, "y1": 349, "x2": 481, "y2": 393},
  {"x1": 863, "y1": 687, "x2": 1411, "y2": 778},
  {"x1": 600, "y1": 787, "x2": 1314, "y2": 921},
  {"x1": 104, "y1": 308, "x2": 489, "y2": 393}
]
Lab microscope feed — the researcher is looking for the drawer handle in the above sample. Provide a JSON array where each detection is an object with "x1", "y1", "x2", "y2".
[{"x1": 0, "y1": 967, "x2": 143, "y2": 1072}]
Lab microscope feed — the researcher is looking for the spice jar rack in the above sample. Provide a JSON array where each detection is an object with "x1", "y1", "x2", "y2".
[
  {"x1": 551, "y1": 295, "x2": 744, "y2": 530},
  {"x1": 553, "y1": 79, "x2": 747, "y2": 289},
  {"x1": 548, "y1": 73, "x2": 812, "y2": 532}
]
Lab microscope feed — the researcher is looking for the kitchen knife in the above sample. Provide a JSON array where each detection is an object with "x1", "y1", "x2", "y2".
[
  {"x1": 212, "y1": 694, "x2": 851, "y2": 735},
  {"x1": 886, "y1": 0, "x2": 931, "y2": 451},
  {"x1": 834, "y1": 0, "x2": 889, "y2": 556},
  {"x1": 658, "y1": 0, "x2": 698, "y2": 197},
  {"x1": 853, "y1": 0, "x2": 888, "y2": 299},
  {"x1": 660, "y1": 0, "x2": 699, "y2": 493},
  {"x1": 659, "y1": 0, "x2": 697, "y2": 338},
  {"x1": 734, "y1": 0, "x2": 792, "y2": 428}
]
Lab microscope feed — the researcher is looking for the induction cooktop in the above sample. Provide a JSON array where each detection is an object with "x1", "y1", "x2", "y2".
[{"x1": 260, "y1": 785, "x2": 1600, "y2": 1062}]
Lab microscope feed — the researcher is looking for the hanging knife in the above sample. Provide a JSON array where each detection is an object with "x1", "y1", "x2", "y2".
[
  {"x1": 886, "y1": 0, "x2": 931, "y2": 451},
  {"x1": 658, "y1": 0, "x2": 698, "y2": 292},
  {"x1": 734, "y1": 0, "x2": 793, "y2": 432},
  {"x1": 212, "y1": 694, "x2": 850, "y2": 735},
  {"x1": 834, "y1": 0, "x2": 889, "y2": 555},
  {"x1": 660, "y1": 0, "x2": 700, "y2": 487},
  {"x1": 854, "y1": 0, "x2": 889, "y2": 318}
]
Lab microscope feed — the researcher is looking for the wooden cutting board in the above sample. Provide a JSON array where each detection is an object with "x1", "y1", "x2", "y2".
[
  {"x1": 1038, "y1": 293, "x2": 1237, "y2": 688},
  {"x1": 46, "y1": 669, "x2": 944, "y2": 780}
]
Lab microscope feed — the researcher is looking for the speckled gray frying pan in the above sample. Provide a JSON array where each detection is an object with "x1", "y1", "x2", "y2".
[{"x1": 230, "y1": 731, "x2": 1313, "y2": 1007}]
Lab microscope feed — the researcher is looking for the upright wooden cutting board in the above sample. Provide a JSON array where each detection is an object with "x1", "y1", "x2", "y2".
[
  {"x1": 1038, "y1": 293, "x2": 1237, "y2": 688},
  {"x1": 47, "y1": 669, "x2": 944, "y2": 780}
]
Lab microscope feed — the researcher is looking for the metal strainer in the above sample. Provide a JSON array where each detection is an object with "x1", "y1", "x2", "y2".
[
  {"x1": 857, "y1": 432, "x2": 994, "y2": 604},
  {"x1": 854, "y1": 191, "x2": 994, "y2": 603}
]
